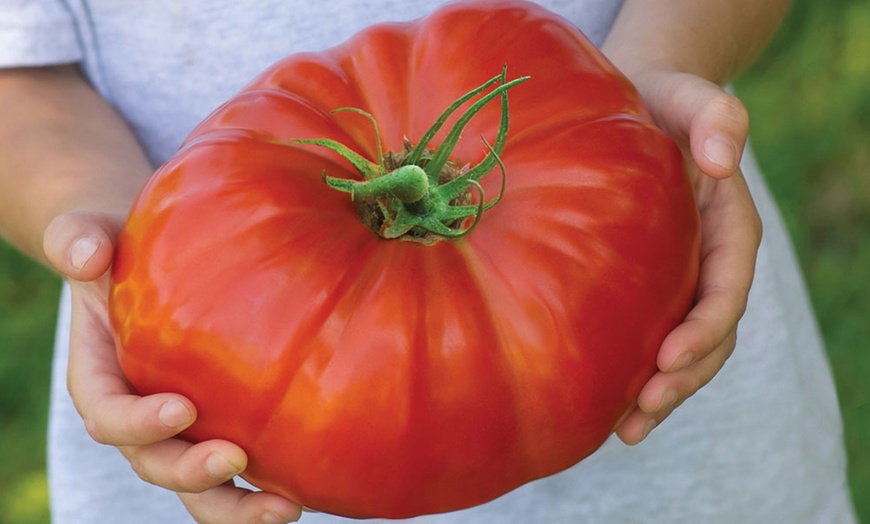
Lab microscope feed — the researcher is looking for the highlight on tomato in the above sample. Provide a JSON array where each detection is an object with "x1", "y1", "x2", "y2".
[{"x1": 109, "y1": 0, "x2": 700, "y2": 519}]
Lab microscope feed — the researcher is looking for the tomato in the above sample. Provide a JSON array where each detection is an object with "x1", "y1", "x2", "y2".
[{"x1": 109, "y1": 0, "x2": 700, "y2": 519}]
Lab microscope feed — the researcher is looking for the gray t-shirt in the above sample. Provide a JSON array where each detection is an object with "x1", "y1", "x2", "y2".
[{"x1": 2, "y1": 1, "x2": 857, "y2": 523}]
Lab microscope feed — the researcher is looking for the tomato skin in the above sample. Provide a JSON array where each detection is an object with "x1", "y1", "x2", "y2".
[{"x1": 109, "y1": 0, "x2": 700, "y2": 519}]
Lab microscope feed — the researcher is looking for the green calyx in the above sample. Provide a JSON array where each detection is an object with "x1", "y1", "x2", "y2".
[{"x1": 293, "y1": 67, "x2": 529, "y2": 243}]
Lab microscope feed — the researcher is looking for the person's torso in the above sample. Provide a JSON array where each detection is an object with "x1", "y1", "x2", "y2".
[{"x1": 62, "y1": 0, "x2": 623, "y2": 164}]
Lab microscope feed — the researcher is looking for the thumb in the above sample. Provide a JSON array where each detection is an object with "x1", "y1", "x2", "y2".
[
  {"x1": 43, "y1": 210, "x2": 124, "y2": 281},
  {"x1": 637, "y1": 72, "x2": 750, "y2": 179}
]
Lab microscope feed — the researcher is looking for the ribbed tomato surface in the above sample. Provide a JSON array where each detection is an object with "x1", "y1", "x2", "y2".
[{"x1": 109, "y1": 0, "x2": 700, "y2": 518}]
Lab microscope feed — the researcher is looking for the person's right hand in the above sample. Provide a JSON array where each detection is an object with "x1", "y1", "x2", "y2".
[
  {"x1": 607, "y1": 70, "x2": 762, "y2": 445},
  {"x1": 43, "y1": 210, "x2": 303, "y2": 524}
]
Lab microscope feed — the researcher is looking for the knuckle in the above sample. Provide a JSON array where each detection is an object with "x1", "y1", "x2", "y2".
[
  {"x1": 688, "y1": 372, "x2": 708, "y2": 396},
  {"x1": 750, "y1": 208, "x2": 764, "y2": 243},
  {"x1": 82, "y1": 414, "x2": 111, "y2": 444},
  {"x1": 724, "y1": 287, "x2": 751, "y2": 323},
  {"x1": 678, "y1": 368, "x2": 708, "y2": 400},
  {"x1": 125, "y1": 450, "x2": 156, "y2": 485},
  {"x1": 721, "y1": 331, "x2": 739, "y2": 359}
]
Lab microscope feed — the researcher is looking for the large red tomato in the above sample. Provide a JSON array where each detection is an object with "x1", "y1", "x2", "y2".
[{"x1": 109, "y1": 0, "x2": 700, "y2": 519}]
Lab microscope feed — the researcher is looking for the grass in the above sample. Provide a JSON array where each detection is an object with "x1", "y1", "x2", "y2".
[{"x1": 0, "y1": 0, "x2": 867, "y2": 521}]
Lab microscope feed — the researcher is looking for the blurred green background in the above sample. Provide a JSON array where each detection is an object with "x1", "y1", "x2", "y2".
[{"x1": 1, "y1": 0, "x2": 867, "y2": 522}]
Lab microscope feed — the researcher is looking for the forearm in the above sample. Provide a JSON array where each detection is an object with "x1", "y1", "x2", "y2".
[
  {"x1": 602, "y1": 0, "x2": 792, "y2": 84},
  {"x1": 0, "y1": 65, "x2": 152, "y2": 264}
]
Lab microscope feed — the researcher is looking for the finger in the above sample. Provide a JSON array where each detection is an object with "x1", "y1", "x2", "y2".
[
  {"x1": 639, "y1": 330, "x2": 736, "y2": 415},
  {"x1": 68, "y1": 340, "x2": 196, "y2": 446},
  {"x1": 67, "y1": 302, "x2": 197, "y2": 445},
  {"x1": 43, "y1": 209, "x2": 124, "y2": 280},
  {"x1": 179, "y1": 483, "x2": 302, "y2": 524},
  {"x1": 120, "y1": 439, "x2": 247, "y2": 493},
  {"x1": 657, "y1": 173, "x2": 762, "y2": 371},
  {"x1": 637, "y1": 72, "x2": 749, "y2": 178},
  {"x1": 688, "y1": 90, "x2": 749, "y2": 179},
  {"x1": 657, "y1": 284, "x2": 745, "y2": 372},
  {"x1": 615, "y1": 405, "x2": 658, "y2": 447},
  {"x1": 615, "y1": 333, "x2": 735, "y2": 445},
  {"x1": 75, "y1": 390, "x2": 197, "y2": 446}
]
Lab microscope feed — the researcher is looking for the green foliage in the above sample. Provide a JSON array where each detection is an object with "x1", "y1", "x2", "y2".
[
  {"x1": 0, "y1": 240, "x2": 59, "y2": 524},
  {"x1": 2, "y1": 471, "x2": 51, "y2": 524},
  {"x1": 737, "y1": 0, "x2": 870, "y2": 519}
]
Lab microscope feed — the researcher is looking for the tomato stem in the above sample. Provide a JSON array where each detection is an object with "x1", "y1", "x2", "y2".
[
  {"x1": 324, "y1": 165, "x2": 429, "y2": 203},
  {"x1": 293, "y1": 67, "x2": 529, "y2": 242}
]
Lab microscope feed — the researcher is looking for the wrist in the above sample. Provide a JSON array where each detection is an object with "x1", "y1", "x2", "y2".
[
  {"x1": 0, "y1": 65, "x2": 151, "y2": 265},
  {"x1": 601, "y1": 0, "x2": 792, "y2": 86}
]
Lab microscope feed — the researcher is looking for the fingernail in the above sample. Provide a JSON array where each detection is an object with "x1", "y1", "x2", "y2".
[
  {"x1": 642, "y1": 418, "x2": 658, "y2": 440},
  {"x1": 205, "y1": 452, "x2": 242, "y2": 480},
  {"x1": 70, "y1": 236, "x2": 100, "y2": 271},
  {"x1": 658, "y1": 389, "x2": 679, "y2": 412},
  {"x1": 670, "y1": 352, "x2": 694, "y2": 371},
  {"x1": 158, "y1": 399, "x2": 193, "y2": 429},
  {"x1": 703, "y1": 135, "x2": 737, "y2": 171}
]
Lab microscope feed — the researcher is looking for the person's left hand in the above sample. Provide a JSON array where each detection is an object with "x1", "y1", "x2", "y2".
[
  {"x1": 612, "y1": 70, "x2": 763, "y2": 444},
  {"x1": 43, "y1": 210, "x2": 303, "y2": 524}
]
